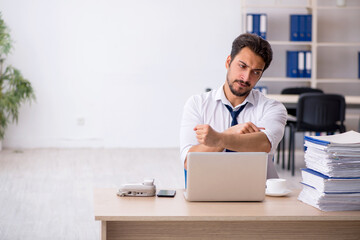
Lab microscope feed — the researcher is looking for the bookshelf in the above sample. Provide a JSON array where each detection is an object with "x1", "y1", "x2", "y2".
[{"x1": 241, "y1": 0, "x2": 360, "y2": 94}]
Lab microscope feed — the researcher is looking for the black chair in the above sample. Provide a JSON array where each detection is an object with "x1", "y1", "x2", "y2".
[
  {"x1": 277, "y1": 87, "x2": 323, "y2": 170},
  {"x1": 288, "y1": 93, "x2": 346, "y2": 175},
  {"x1": 281, "y1": 87, "x2": 324, "y2": 117}
]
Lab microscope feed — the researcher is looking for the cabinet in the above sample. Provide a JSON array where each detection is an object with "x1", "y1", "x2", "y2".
[{"x1": 241, "y1": 0, "x2": 360, "y2": 95}]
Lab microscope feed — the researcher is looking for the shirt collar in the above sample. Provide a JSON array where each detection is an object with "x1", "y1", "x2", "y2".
[{"x1": 215, "y1": 84, "x2": 255, "y2": 110}]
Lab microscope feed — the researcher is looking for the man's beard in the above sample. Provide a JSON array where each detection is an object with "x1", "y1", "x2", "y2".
[{"x1": 227, "y1": 77, "x2": 251, "y2": 97}]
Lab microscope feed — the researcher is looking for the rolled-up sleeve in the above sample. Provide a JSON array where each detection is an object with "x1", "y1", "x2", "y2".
[
  {"x1": 258, "y1": 100, "x2": 287, "y2": 155},
  {"x1": 179, "y1": 96, "x2": 202, "y2": 165}
]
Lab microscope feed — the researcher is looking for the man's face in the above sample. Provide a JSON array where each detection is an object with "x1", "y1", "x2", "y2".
[{"x1": 225, "y1": 47, "x2": 265, "y2": 97}]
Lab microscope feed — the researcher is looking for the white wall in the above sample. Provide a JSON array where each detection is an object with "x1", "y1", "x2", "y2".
[
  {"x1": 1, "y1": 0, "x2": 242, "y2": 148},
  {"x1": 1, "y1": 0, "x2": 359, "y2": 149}
]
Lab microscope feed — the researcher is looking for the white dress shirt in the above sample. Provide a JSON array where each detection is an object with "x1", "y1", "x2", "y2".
[{"x1": 180, "y1": 85, "x2": 287, "y2": 179}]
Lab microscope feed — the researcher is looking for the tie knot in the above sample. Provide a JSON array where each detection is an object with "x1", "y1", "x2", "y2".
[
  {"x1": 224, "y1": 103, "x2": 248, "y2": 127},
  {"x1": 225, "y1": 104, "x2": 245, "y2": 119}
]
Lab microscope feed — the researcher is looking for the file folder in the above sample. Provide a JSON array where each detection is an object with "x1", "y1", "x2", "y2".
[
  {"x1": 260, "y1": 14, "x2": 267, "y2": 39},
  {"x1": 247, "y1": 14, "x2": 267, "y2": 39},
  {"x1": 253, "y1": 14, "x2": 260, "y2": 36},
  {"x1": 290, "y1": 14, "x2": 312, "y2": 42},
  {"x1": 299, "y1": 131, "x2": 360, "y2": 211},
  {"x1": 290, "y1": 15, "x2": 299, "y2": 41},
  {"x1": 305, "y1": 15, "x2": 312, "y2": 41},
  {"x1": 286, "y1": 51, "x2": 299, "y2": 77},
  {"x1": 298, "y1": 51, "x2": 305, "y2": 78},
  {"x1": 304, "y1": 130, "x2": 360, "y2": 146},
  {"x1": 305, "y1": 51, "x2": 312, "y2": 78},
  {"x1": 298, "y1": 184, "x2": 360, "y2": 211},
  {"x1": 247, "y1": 14, "x2": 253, "y2": 33},
  {"x1": 299, "y1": 15, "x2": 306, "y2": 41}
]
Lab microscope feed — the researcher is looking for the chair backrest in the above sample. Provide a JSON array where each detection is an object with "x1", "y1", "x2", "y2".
[
  {"x1": 296, "y1": 93, "x2": 346, "y2": 133},
  {"x1": 281, "y1": 87, "x2": 324, "y2": 116},
  {"x1": 281, "y1": 87, "x2": 323, "y2": 95}
]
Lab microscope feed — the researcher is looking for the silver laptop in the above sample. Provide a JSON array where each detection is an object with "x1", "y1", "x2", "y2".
[{"x1": 184, "y1": 152, "x2": 268, "y2": 202}]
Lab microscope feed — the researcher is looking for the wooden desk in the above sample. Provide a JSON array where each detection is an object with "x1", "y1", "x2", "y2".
[
  {"x1": 267, "y1": 94, "x2": 360, "y2": 109},
  {"x1": 94, "y1": 188, "x2": 360, "y2": 240}
]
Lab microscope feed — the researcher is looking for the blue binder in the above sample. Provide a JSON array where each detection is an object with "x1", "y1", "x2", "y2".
[
  {"x1": 304, "y1": 135, "x2": 330, "y2": 145},
  {"x1": 253, "y1": 14, "x2": 261, "y2": 36},
  {"x1": 290, "y1": 14, "x2": 312, "y2": 42},
  {"x1": 259, "y1": 14, "x2": 267, "y2": 39},
  {"x1": 298, "y1": 51, "x2": 305, "y2": 78},
  {"x1": 290, "y1": 15, "x2": 299, "y2": 41},
  {"x1": 247, "y1": 14, "x2": 267, "y2": 39},
  {"x1": 305, "y1": 15, "x2": 312, "y2": 41},
  {"x1": 302, "y1": 168, "x2": 360, "y2": 180},
  {"x1": 305, "y1": 51, "x2": 312, "y2": 78},
  {"x1": 299, "y1": 15, "x2": 306, "y2": 41},
  {"x1": 286, "y1": 51, "x2": 299, "y2": 78},
  {"x1": 246, "y1": 14, "x2": 258, "y2": 35},
  {"x1": 246, "y1": 14, "x2": 253, "y2": 34}
]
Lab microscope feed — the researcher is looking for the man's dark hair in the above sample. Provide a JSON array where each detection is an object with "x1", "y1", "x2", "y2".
[{"x1": 230, "y1": 33, "x2": 273, "y2": 71}]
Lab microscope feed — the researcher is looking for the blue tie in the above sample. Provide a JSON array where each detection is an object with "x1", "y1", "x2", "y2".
[{"x1": 225, "y1": 103, "x2": 247, "y2": 152}]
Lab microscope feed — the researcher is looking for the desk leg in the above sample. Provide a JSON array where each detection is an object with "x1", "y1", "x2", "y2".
[{"x1": 101, "y1": 221, "x2": 107, "y2": 240}]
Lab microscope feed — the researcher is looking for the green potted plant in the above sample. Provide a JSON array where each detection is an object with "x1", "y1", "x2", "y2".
[{"x1": 0, "y1": 13, "x2": 35, "y2": 149}]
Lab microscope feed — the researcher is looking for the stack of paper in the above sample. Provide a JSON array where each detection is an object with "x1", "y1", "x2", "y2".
[
  {"x1": 298, "y1": 131, "x2": 360, "y2": 211},
  {"x1": 298, "y1": 184, "x2": 360, "y2": 211},
  {"x1": 301, "y1": 168, "x2": 360, "y2": 193}
]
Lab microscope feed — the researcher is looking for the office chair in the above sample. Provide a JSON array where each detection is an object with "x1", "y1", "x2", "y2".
[
  {"x1": 281, "y1": 87, "x2": 324, "y2": 116},
  {"x1": 277, "y1": 87, "x2": 323, "y2": 170},
  {"x1": 288, "y1": 93, "x2": 346, "y2": 175}
]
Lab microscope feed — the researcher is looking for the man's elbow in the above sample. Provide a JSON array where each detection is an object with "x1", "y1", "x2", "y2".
[
  {"x1": 256, "y1": 139, "x2": 271, "y2": 153},
  {"x1": 264, "y1": 143, "x2": 271, "y2": 153},
  {"x1": 261, "y1": 134, "x2": 272, "y2": 153}
]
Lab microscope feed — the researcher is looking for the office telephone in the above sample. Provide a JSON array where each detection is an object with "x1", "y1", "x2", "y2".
[{"x1": 117, "y1": 179, "x2": 156, "y2": 197}]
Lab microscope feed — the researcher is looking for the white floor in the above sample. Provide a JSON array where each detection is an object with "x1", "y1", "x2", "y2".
[{"x1": 0, "y1": 148, "x2": 305, "y2": 240}]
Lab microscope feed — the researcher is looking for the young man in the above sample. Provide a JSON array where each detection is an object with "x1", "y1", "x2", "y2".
[{"x1": 180, "y1": 33, "x2": 287, "y2": 181}]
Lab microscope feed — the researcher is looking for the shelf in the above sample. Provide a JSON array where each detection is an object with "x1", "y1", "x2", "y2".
[
  {"x1": 261, "y1": 77, "x2": 311, "y2": 82},
  {"x1": 244, "y1": 5, "x2": 311, "y2": 9},
  {"x1": 269, "y1": 41, "x2": 312, "y2": 46},
  {"x1": 317, "y1": 42, "x2": 360, "y2": 47},
  {"x1": 261, "y1": 78, "x2": 360, "y2": 83},
  {"x1": 316, "y1": 79, "x2": 360, "y2": 83},
  {"x1": 242, "y1": 0, "x2": 360, "y2": 92},
  {"x1": 268, "y1": 42, "x2": 360, "y2": 47},
  {"x1": 317, "y1": 6, "x2": 360, "y2": 10}
]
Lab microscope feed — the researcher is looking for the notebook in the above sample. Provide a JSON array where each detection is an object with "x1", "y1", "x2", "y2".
[{"x1": 184, "y1": 152, "x2": 268, "y2": 201}]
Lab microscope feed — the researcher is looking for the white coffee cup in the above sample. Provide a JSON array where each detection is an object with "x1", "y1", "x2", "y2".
[{"x1": 266, "y1": 178, "x2": 287, "y2": 193}]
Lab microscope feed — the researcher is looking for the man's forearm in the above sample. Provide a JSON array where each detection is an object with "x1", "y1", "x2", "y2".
[
  {"x1": 194, "y1": 124, "x2": 271, "y2": 153},
  {"x1": 188, "y1": 124, "x2": 271, "y2": 169},
  {"x1": 184, "y1": 144, "x2": 224, "y2": 170},
  {"x1": 219, "y1": 131, "x2": 271, "y2": 153}
]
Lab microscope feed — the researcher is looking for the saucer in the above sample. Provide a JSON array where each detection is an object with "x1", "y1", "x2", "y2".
[{"x1": 266, "y1": 189, "x2": 292, "y2": 197}]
